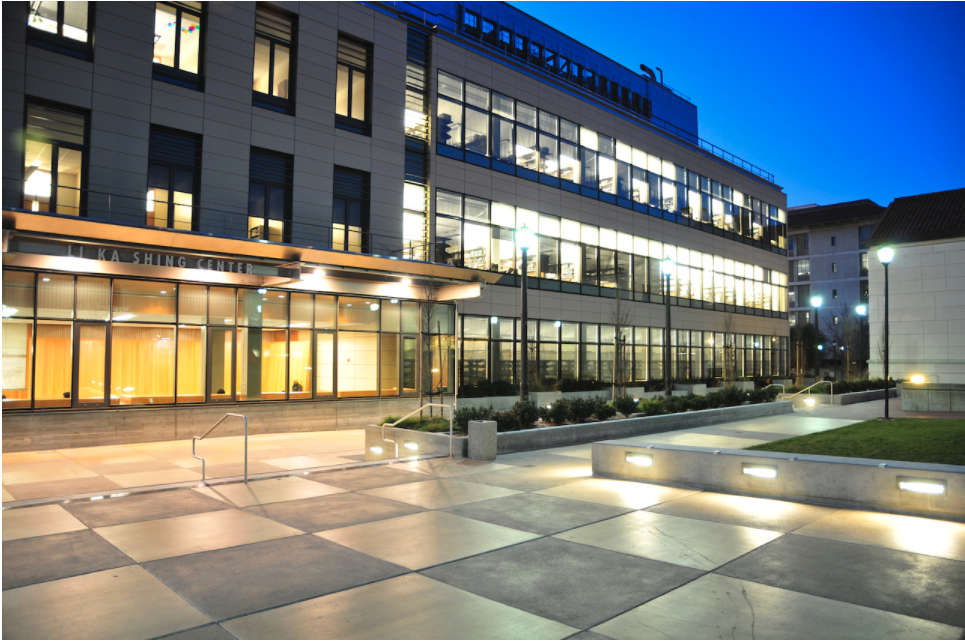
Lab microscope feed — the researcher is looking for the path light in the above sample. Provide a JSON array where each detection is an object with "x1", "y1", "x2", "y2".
[
  {"x1": 369, "y1": 446, "x2": 383, "y2": 454},
  {"x1": 403, "y1": 442, "x2": 419, "y2": 451},
  {"x1": 910, "y1": 375, "x2": 925, "y2": 384},
  {"x1": 743, "y1": 464, "x2": 777, "y2": 478},
  {"x1": 626, "y1": 453, "x2": 653, "y2": 467},
  {"x1": 898, "y1": 478, "x2": 945, "y2": 495}
]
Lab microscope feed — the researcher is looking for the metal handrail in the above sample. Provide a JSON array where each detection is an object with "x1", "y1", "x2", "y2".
[
  {"x1": 763, "y1": 383, "x2": 785, "y2": 399},
  {"x1": 193, "y1": 413, "x2": 248, "y2": 484},
  {"x1": 784, "y1": 381, "x2": 833, "y2": 404},
  {"x1": 381, "y1": 403, "x2": 455, "y2": 458}
]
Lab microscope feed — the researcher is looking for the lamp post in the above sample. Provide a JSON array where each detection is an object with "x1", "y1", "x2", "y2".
[
  {"x1": 661, "y1": 257, "x2": 676, "y2": 398},
  {"x1": 878, "y1": 246, "x2": 894, "y2": 419},
  {"x1": 811, "y1": 295, "x2": 823, "y2": 378},
  {"x1": 517, "y1": 224, "x2": 535, "y2": 401}
]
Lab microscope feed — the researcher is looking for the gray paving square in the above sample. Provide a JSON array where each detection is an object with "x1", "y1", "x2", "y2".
[
  {"x1": 716, "y1": 534, "x2": 965, "y2": 628},
  {"x1": 144, "y1": 534, "x2": 408, "y2": 621},
  {"x1": 63, "y1": 489, "x2": 230, "y2": 527},
  {"x1": 646, "y1": 491, "x2": 837, "y2": 532},
  {"x1": 161, "y1": 623, "x2": 237, "y2": 639},
  {"x1": 441, "y1": 493, "x2": 630, "y2": 535},
  {"x1": 567, "y1": 632, "x2": 611, "y2": 640},
  {"x1": 458, "y1": 461, "x2": 593, "y2": 492},
  {"x1": 421, "y1": 537, "x2": 705, "y2": 629},
  {"x1": 2, "y1": 530, "x2": 134, "y2": 590},
  {"x1": 307, "y1": 465, "x2": 436, "y2": 490},
  {"x1": 246, "y1": 492, "x2": 426, "y2": 532},
  {"x1": 592, "y1": 573, "x2": 963, "y2": 640}
]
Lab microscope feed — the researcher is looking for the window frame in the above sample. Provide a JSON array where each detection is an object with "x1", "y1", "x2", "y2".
[
  {"x1": 152, "y1": 1, "x2": 206, "y2": 91},
  {"x1": 146, "y1": 126, "x2": 202, "y2": 232},
  {"x1": 252, "y1": 4, "x2": 296, "y2": 115},
  {"x1": 247, "y1": 148, "x2": 293, "y2": 244},
  {"x1": 332, "y1": 166, "x2": 371, "y2": 254},
  {"x1": 335, "y1": 33, "x2": 372, "y2": 136},
  {"x1": 26, "y1": 1, "x2": 94, "y2": 60},
  {"x1": 21, "y1": 98, "x2": 90, "y2": 217}
]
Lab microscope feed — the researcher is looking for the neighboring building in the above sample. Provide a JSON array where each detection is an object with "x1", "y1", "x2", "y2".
[
  {"x1": 867, "y1": 188, "x2": 965, "y2": 384},
  {"x1": 786, "y1": 200, "x2": 884, "y2": 377},
  {"x1": 2, "y1": 1, "x2": 789, "y2": 445}
]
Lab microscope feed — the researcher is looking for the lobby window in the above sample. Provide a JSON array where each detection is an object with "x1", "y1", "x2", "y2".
[
  {"x1": 22, "y1": 101, "x2": 87, "y2": 216},
  {"x1": 248, "y1": 149, "x2": 292, "y2": 243},
  {"x1": 332, "y1": 167, "x2": 370, "y2": 253},
  {"x1": 26, "y1": 1, "x2": 92, "y2": 60},
  {"x1": 252, "y1": 5, "x2": 295, "y2": 114},
  {"x1": 335, "y1": 35, "x2": 371, "y2": 135},
  {"x1": 153, "y1": 1, "x2": 204, "y2": 90},
  {"x1": 147, "y1": 127, "x2": 200, "y2": 231}
]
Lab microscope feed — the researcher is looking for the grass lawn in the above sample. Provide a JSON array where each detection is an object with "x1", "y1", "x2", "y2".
[{"x1": 745, "y1": 418, "x2": 965, "y2": 466}]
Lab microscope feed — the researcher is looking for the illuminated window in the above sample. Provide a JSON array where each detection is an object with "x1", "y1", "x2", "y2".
[
  {"x1": 147, "y1": 127, "x2": 200, "y2": 231},
  {"x1": 26, "y1": 1, "x2": 91, "y2": 59},
  {"x1": 248, "y1": 149, "x2": 292, "y2": 244},
  {"x1": 253, "y1": 5, "x2": 295, "y2": 114},
  {"x1": 153, "y1": 2, "x2": 203, "y2": 89},
  {"x1": 22, "y1": 102, "x2": 87, "y2": 217},
  {"x1": 335, "y1": 35, "x2": 371, "y2": 134}
]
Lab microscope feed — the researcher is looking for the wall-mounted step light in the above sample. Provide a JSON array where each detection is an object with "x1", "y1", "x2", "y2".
[
  {"x1": 626, "y1": 453, "x2": 653, "y2": 467},
  {"x1": 403, "y1": 441, "x2": 419, "y2": 451},
  {"x1": 897, "y1": 478, "x2": 945, "y2": 495},
  {"x1": 743, "y1": 464, "x2": 777, "y2": 479},
  {"x1": 369, "y1": 446, "x2": 383, "y2": 454}
]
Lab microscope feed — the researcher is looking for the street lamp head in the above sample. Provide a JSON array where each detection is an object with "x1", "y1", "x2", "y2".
[
  {"x1": 855, "y1": 304, "x2": 867, "y2": 316},
  {"x1": 877, "y1": 246, "x2": 895, "y2": 265},
  {"x1": 810, "y1": 296, "x2": 823, "y2": 308},
  {"x1": 817, "y1": 344, "x2": 824, "y2": 351},
  {"x1": 660, "y1": 257, "x2": 676, "y2": 276},
  {"x1": 516, "y1": 224, "x2": 535, "y2": 252}
]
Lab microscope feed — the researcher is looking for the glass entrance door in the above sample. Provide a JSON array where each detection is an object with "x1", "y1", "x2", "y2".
[
  {"x1": 402, "y1": 335, "x2": 417, "y2": 395},
  {"x1": 315, "y1": 331, "x2": 335, "y2": 398},
  {"x1": 73, "y1": 323, "x2": 108, "y2": 407},
  {"x1": 207, "y1": 326, "x2": 234, "y2": 402}
]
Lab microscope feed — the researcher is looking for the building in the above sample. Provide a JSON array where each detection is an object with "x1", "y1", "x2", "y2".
[
  {"x1": 2, "y1": 1, "x2": 789, "y2": 448},
  {"x1": 867, "y1": 188, "x2": 965, "y2": 384},
  {"x1": 786, "y1": 200, "x2": 884, "y2": 377}
]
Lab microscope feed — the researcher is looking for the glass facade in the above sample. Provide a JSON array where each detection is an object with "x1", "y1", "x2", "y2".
[
  {"x1": 459, "y1": 315, "x2": 788, "y2": 388},
  {"x1": 1, "y1": 270, "x2": 454, "y2": 411},
  {"x1": 437, "y1": 72, "x2": 787, "y2": 253},
  {"x1": 436, "y1": 190, "x2": 788, "y2": 316}
]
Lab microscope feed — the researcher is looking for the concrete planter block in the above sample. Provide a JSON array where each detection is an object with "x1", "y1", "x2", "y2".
[
  {"x1": 902, "y1": 383, "x2": 965, "y2": 411},
  {"x1": 468, "y1": 420, "x2": 497, "y2": 461},
  {"x1": 673, "y1": 383, "x2": 707, "y2": 395}
]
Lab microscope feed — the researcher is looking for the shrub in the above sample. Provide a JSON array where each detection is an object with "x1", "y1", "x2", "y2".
[
  {"x1": 714, "y1": 386, "x2": 748, "y2": 408},
  {"x1": 612, "y1": 395, "x2": 639, "y2": 418},
  {"x1": 688, "y1": 394, "x2": 711, "y2": 411},
  {"x1": 556, "y1": 378, "x2": 606, "y2": 392},
  {"x1": 592, "y1": 397, "x2": 617, "y2": 421},
  {"x1": 453, "y1": 405, "x2": 494, "y2": 432},
  {"x1": 511, "y1": 398, "x2": 540, "y2": 428},
  {"x1": 493, "y1": 411, "x2": 521, "y2": 432},
  {"x1": 747, "y1": 387, "x2": 780, "y2": 404},
  {"x1": 638, "y1": 398, "x2": 667, "y2": 416},
  {"x1": 567, "y1": 397, "x2": 597, "y2": 423},
  {"x1": 538, "y1": 399, "x2": 570, "y2": 425}
]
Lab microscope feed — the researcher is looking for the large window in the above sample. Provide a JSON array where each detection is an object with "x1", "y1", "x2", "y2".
[
  {"x1": 22, "y1": 101, "x2": 87, "y2": 217},
  {"x1": 248, "y1": 149, "x2": 293, "y2": 243},
  {"x1": 253, "y1": 5, "x2": 295, "y2": 114},
  {"x1": 147, "y1": 127, "x2": 200, "y2": 231},
  {"x1": 27, "y1": 1, "x2": 92, "y2": 59},
  {"x1": 435, "y1": 72, "x2": 787, "y2": 253},
  {"x1": 335, "y1": 35, "x2": 371, "y2": 135},
  {"x1": 332, "y1": 167, "x2": 370, "y2": 253},
  {"x1": 153, "y1": 1, "x2": 204, "y2": 90}
]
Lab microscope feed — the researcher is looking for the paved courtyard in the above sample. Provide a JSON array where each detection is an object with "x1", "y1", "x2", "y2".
[{"x1": 4, "y1": 412, "x2": 965, "y2": 640}]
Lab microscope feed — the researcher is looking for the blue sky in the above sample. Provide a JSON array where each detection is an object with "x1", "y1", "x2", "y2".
[{"x1": 509, "y1": 1, "x2": 965, "y2": 208}]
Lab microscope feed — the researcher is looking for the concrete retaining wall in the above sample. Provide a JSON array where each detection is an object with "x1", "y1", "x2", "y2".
[
  {"x1": 901, "y1": 383, "x2": 965, "y2": 412},
  {"x1": 787, "y1": 388, "x2": 897, "y2": 408},
  {"x1": 2, "y1": 396, "x2": 436, "y2": 452},
  {"x1": 593, "y1": 442, "x2": 965, "y2": 521},
  {"x1": 364, "y1": 401, "x2": 793, "y2": 461}
]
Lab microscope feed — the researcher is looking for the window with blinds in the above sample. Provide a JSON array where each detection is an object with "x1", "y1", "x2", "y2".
[
  {"x1": 253, "y1": 4, "x2": 295, "y2": 114},
  {"x1": 147, "y1": 127, "x2": 201, "y2": 231},
  {"x1": 248, "y1": 149, "x2": 293, "y2": 244},
  {"x1": 335, "y1": 35, "x2": 371, "y2": 135},
  {"x1": 332, "y1": 167, "x2": 370, "y2": 253}
]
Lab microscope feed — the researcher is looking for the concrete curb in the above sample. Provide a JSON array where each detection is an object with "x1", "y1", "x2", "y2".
[{"x1": 592, "y1": 441, "x2": 965, "y2": 522}]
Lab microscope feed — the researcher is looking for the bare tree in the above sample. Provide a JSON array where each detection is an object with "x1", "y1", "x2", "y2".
[
  {"x1": 416, "y1": 273, "x2": 444, "y2": 415},
  {"x1": 723, "y1": 313, "x2": 737, "y2": 387},
  {"x1": 609, "y1": 290, "x2": 633, "y2": 397}
]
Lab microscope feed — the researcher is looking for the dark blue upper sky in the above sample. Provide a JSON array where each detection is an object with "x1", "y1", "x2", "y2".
[{"x1": 509, "y1": 1, "x2": 965, "y2": 208}]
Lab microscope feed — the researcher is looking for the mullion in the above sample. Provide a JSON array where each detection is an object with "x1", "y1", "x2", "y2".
[
  {"x1": 173, "y1": 5, "x2": 182, "y2": 72},
  {"x1": 57, "y1": 2, "x2": 65, "y2": 37}
]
